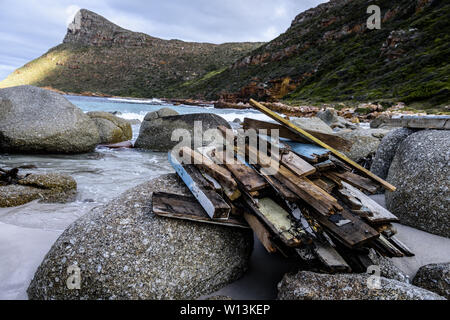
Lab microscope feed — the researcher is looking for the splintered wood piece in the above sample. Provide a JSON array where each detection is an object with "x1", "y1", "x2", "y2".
[
  {"x1": 338, "y1": 182, "x2": 399, "y2": 224},
  {"x1": 153, "y1": 192, "x2": 248, "y2": 228},
  {"x1": 169, "y1": 152, "x2": 230, "y2": 220},
  {"x1": 263, "y1": 174, "x2": 299, "y2": 202},
  {"x1": 249, "y1": 99, "x2": 396, "y2": 192},
  {"x1": 311, "y1": 178, "x2": 336, "y2": 194},
  {"x1": 281, "y1": 151, "x2": 317, "y2": 177},
  {"x1": 375, "y1": 235, "x2": 405, "y2": 258},
  {"x1": 213, "y1": 150, "x2": 268, "y2": 193},
  {"x1": 180, "y1": 147, "x2": 237, "y2": 190},
  {"x1": 243, "y1": 118, "x2": 353, "y2": 151},
  {"x1": 244, "y1": 212, "x2": 277, "y2": 253},
  {"x1": 306, "y1": 208, "x2": 380, "y2": 248},
  {"x1": 314, "y1": 160, "x2": 336, "y2": 172},
  {"x1": 330, "y1": 171, "x2": 379, "y2": 194},
  {"x1": 244, "y1": 196, "x2": 303, "y2": 248},
  {"x1": 388, "y1": 236, "x2": 415, "y2": 257},
  {"x1": 313, "y1": 241, "x2": 352, "y2": 273}
]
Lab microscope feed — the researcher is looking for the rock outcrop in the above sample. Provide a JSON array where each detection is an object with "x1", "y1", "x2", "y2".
[
  {"x1": 0, "y1": 173, "x2": 77, "y2": 207},
  {"x1": 135, "y1": 111, "x2": 231, "y2": 152},
  {"x1": 277, "y1": 271, "x2": 445, "y2": 300},
  {"x1": 371, "y1": 128, "x2": 416, "y2": 179},
  {"x1": 386, "y1": 130, "x2": 450, "y2": 238},
  {"x1": 27, "y1": 174, "x2": 253, "y2": 300},
  {"x1": 412, "y1": 263, "x2": 450, "y2": 299},
  {"x1": 336, "y1": 129, "x2": 391, "y2": 162},
  {"x1": 0, "y1": 86, "x2": 100, "y2": 153},
  {"x1": 87, "y1": 111, "x2": 132, "y2": 144}
]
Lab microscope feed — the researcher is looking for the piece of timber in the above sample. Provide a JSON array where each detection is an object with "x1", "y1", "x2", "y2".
[
  {"x1": 281, "y1": 151, "x2": 317, "y2": 177},
  {"x1": 331, "y1": 171, "x2": 379, "y2": 194},
  {"x1": 314, "y1": 160, "x2": 336, "y2": 172},
  {"x1": 383, "y1": 116, "x2": 450, "y2": 130},
  {"x1": 249, "y1": 99, "x2": 396, "y2": 192},
  {"x1": 283, "y1": 141, "x2": 330, "y2": 163},
  {"x1": 243, "y1": 118, "x2": 353, "y2": 151},
  {"x1": 168, "y1": 152, "x2": 230, "y2": 220},
  {"x1": 201, "y1": 170, "x2": 241, "y2": 201},
  {"x1": 244, "y1": 196, "x2": 303, "y2": 248},
  {"x1": 338, "y1": 182, "x2": 399, "y2": 224},
  {"x1": 180, "y1": 147, "x2": 237, "y2": 190},
  {"x1": 311, "y1": 178, "x2": 336, "y2": 194},
  {"x1": 243, "y1": 212, "x2": 277, "y2": 253},
  {"x1": 375, "y1": 234, "x2": 404, "y2": 258},
  {"x1": 305, "y1": 207, "x2": 380, "y2": 248},
  {"x1": 388, "y1": 236, "x2": 415, "y2": 257},
  {"x1": 212, "y1": 150, "x2": 268, "y2": 193},
  {"x1": 153, "y1": 192, "x2": 248, "y2": 229},
  {"x1": 260, "y1": 173, "x2": 299, "y2": 202},
  {"x1": 313, "y1": 241, "x2": 352, "y2": 273}
]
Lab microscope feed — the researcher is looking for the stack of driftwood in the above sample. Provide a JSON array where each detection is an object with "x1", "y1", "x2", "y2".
[{"x1": 153, "y1": 100, "x2": 414, "y2": 273}]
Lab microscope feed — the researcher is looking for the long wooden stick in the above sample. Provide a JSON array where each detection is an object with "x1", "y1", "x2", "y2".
[{"x1": 249, "y1": 99, "x2": 396, "y2": 192}]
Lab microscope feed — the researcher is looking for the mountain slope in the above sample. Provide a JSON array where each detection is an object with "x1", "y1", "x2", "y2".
[
  {"x1": 182, "y1": 0, "x2": 449, "y2": 109},
  {"x1": 0, "y1": 9, "x2": 263, "y2": 98}
]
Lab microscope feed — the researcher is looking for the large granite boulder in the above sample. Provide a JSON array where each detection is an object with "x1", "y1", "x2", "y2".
[
  {"x1": 87, "y1": 112, "x2": 132, "y2": 144},
  {"x1": 368, "y1": 249, "x2": 410, "y2": 283},
  {"x1": 371, "y1": 128, "x2": 416, "y2": 179},
  {"x1": 386, "y1": 130, "x2": 450, "y2": 238},
  {"x1": 277, "y1": 271, "x2": 444, "y2": 300},
  {"x1": 316, "y1": 108, "x2": 357, "y2": 130},
  {"x1": 135, "y1": 110, "x2": 231, "y2": 152},
  {"x1": 0, "y1": 173, "x2": 77, "y2": 207},
  {"x1": 0, "y1": 86, "x2": 100, "y2": 153},
  {"x1": 27, "y1": 174, "x2": 253, "y2": 300},
  {"x1": 412, "y1": 263, "x2": 450, "y2": 299},
  {"x1": 336, "y1": 128, "x2": 391, "y2": 161}
]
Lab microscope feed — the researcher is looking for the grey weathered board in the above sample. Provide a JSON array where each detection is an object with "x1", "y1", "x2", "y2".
[
  {"x1": 384, "y1": 116, "x2": 450, "y2": 130},
  {"x1": 313, "y1": 241, "x2": 352, "y2": 273},
  {"x1": 152, "y1": 192, "x2": 249, "y2": 228}
]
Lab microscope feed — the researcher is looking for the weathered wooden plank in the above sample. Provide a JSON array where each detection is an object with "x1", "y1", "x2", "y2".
[
  {"x1": 243, "y1": 212, "x2": 277, "y2": 253},
  {"x1": 384, "y1": 116, "x2": 450, "y2": 130},
  {"x1": 261, "y1": 174, "x2": 299, "y2": 202},
  {"x1": 281, "y1": 151, "x2": 317, "y2": 177},
  {"x1": 169, "y1": 152, "x2": 231, "y2": 220},
  {"x1": 305, "y1": 207, "x2": 380, "y2": 248},
  {"x1": 243, "y1": 118, "x2": 353, "y2": 151},
  {"x1": 249, "y1": 99, "x2": 397, "y2": 192},
  {"x1": 338, "y1": 182, "x2": 399, "y2": 224},
  {"x1": 314, "y1": 160, "x2": 336, "y2": 172},
  {"x1": 388, "y1": 236, "x2": 415, "y2": 257},
  {"x1": 313, "y1": 241, "x2": 352, "y2": 273},
  {"x1": 375, "y1": 235, "x2": 405, "y2": 258},
  {"x1": 212, "y1": 150, "x2": 268, "y2": 193},
  {"x1": 283, "y1": 141, "x2": 330, "y2": 163},
  {"x1": 311, "y1": 178, "x2": 336, "y2": 194},
  {"x1": 330, "y1": 171, "x2": 379, "y2": 194},
  {"x1": 153, "y1": 192, "x2": 248, "y2": 228}
]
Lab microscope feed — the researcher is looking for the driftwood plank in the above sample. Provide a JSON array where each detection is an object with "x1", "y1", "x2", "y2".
[
  {"x1": 180, "y1": 147, "x2": 237, "y2": 190},
  {"x1": 283, "y1": 141, "x2": 330, "y2": 163},
  {"x1": 243, "y1": 118, "x2": 353, "y2": 151},
  {"x1": 375, "y1": 235, "x2": 405, "y2": 258},
  {"x1": 249, "y1": 99, "x2": 396, "y2": 192},
  {"x1": 338, "y1": 182, "x2": 399, "y2": 224},
  {"x1": 153, "y1": 192, "x2": 248, "y2": 228},
  {"x1": 244, "y1": 212, "x2": 277, "y2": 253},
  {"x1": 388, "y1": 236, "x2": 415, "y2": 257},
  {"x1": 212, "y1": 150, "x2": 268, "y2": 193},
  {"x1": 169, "y1": 152, "x2": 230, "y2": 220},
  {"x1": 329, "y1": 171, "x2": 379, "y2": 194},
  {"x1": 281, "y1": 151, "x2": 317, "y2": 177},
  {"x1": 313, "y1": 241, "x2": 352, "y2": 273}
]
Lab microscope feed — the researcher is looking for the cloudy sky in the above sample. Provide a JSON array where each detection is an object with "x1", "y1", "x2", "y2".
[{"x1": 0, "y1": 0, "x2": 325, "y2": 81}]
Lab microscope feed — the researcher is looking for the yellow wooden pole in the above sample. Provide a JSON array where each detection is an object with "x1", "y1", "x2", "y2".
[{"x1": 249, "y1": 99, "x2": 396, "y2": 192}]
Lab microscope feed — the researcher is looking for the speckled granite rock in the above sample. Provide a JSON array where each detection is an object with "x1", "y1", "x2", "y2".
[
  {"x1": 87, "y1": 112, "x2": 132, "y2": 144},
  {"x1": 135, "y1": 112, "x2": 231, "y2": 152},
  {"x1": 277, "y1": 271, "x2": 445, "y2": 300},
  {"x1": 336, "y1": 128, "x2": 391, "y2": 161},
  {"x1": 317, "y1": 108, "x2": 357, "y2": 130},
  {"x1": 0, "y1": 86, "x2": 100, "y2": 153},
  {"x1": 413, "y1": 263, "x2": 450, "y2": 299},
  {"x1": 371, "y1": 128, "x2": 416, "y2": 179},
  {"x1": 368, "y1": 249, "x2": 410, "y2": 283},
  {"x1": 386, "y1": 130, "x2": 450, "y2": 238},
  {"x1": 291, "y1": 117, "x2": 334, "y2": 134},
  {"x1": 0, "y1": 173, "x2": 77, "y2": 207},
  {"x1": 27, "y1": 174, "x2": 253, "y2": 300}
]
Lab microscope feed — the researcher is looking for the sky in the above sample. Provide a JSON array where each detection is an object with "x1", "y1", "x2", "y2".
[{"x1": 0, "y1": 0, "x2": 325, "y2": 81}]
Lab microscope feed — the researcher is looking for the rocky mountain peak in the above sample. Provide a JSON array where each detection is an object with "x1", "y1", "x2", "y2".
[{"x1": 63, "y1": 9, "x2": 153, "y2": 47}]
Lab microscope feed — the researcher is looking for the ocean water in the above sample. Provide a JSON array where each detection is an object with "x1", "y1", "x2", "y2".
[{"x1": 0, "y1": 95, "x2": 272, "y2": 299}]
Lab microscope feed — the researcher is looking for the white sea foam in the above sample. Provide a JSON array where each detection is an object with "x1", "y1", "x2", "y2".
[{"x1": 107, "y1": 97, "x2": 164, "y2": 104}]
